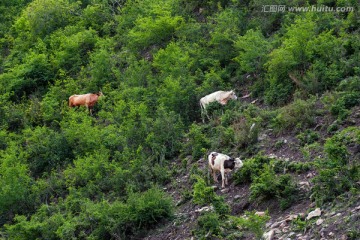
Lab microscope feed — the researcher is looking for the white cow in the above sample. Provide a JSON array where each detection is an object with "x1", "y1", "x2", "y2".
[
  {"x1": 208, "y1": 152, "x2": 243, "y2": 188},
  {"x1": 200, "y1": 90, "x2": 238, "y2": 122}
]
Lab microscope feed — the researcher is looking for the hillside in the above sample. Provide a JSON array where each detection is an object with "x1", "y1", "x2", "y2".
[{"x1": 0, "y1": 0, "x2": 359, "y2": 239}]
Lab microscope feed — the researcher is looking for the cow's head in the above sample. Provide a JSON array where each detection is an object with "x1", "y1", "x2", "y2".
[
  {"x1": 234, "y1": 157, "x2": 243, "y2": 169},
  {"x1": 230, "y1": 90, "x2": 238, "y2": 100}
]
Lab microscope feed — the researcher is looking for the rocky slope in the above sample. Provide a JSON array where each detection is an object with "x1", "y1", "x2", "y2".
[{"x1": 144, "y1": 105, "x2": 360, "y2": 240}]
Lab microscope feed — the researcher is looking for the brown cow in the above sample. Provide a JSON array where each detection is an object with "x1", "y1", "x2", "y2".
[{"x1": 69, "y1": 92, "x2": 104, "y2": 115}]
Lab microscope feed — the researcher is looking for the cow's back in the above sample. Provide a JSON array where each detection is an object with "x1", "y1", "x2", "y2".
[{"x1": 69, "y1": 94, "x2": 87, "y2": 107}]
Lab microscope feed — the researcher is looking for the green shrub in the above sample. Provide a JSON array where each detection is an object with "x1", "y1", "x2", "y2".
[
  {"x1": 209, "y1": 125, "x2": 234, "y2": 152},
  {"x1": 182, "y1": 124, "x2": 210, "y2": 160},
  {"x1": 297, "y1": 130, "x2": 320, "y2": 146},
  {"x1": 229, "y1": 211, "x2": 270, "y2": 239},
  {"x1": 0, "y1": 144, "x2": 32, "y2": 221},
  {"x1": 126, "y1": 187, "x2": 174, "y2": 230},
  {"x1": 311, "y1": 127, "x2": 360, "y2": 205},
  {"x1": 196, "y1": 212, "x2": 221, "y2": 237},
  {"x1": 23, "y1": 126, "x2": 73, "y2": 177},
  {"x1": 233, "y1": 154, "x2": 271, "y2": 185},
  {"x1": 330, "y1": 92, "x2": 360, "y2": 120},
  {"x1": 127, "y1": 12, "x2": 184, "y2": 50},
  {"x1": 192, "y1": 176, "x2": 217, "y2": 206},
  {"x1": 273, "y1": 159, "x2": 312, "y2": 174},
  {"x1": 250, "y1": 165, "x2": 298, "y2": 210},
  {"x1": 271, "y1": 98, "x2": 317, "y2": 134}
]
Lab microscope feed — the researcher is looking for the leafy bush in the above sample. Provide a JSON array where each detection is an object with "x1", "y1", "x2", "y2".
[
  {"x1": 330, "y1": 92, "x2": 360, "y2": 120},
  {"x1": 192, "y1": 176, "x2": 217, "y2": 206},
  {"x1": 233, "y1": 154, "x2": 271, "y2": 185},
  {"x1": 125, "y1": 187, "x2": 174, "y2": 230},
  {"x1": 127, "y1": 12, "x2": 184, "y2": 50},
  {"x1": 297, "y1": 130, "x2": 320, "y2": 146},
  {"x1": 23, "y1": 126, "x2": 73, "y2": 177},
  {"x1": 229, "y1": 211, "x2": 270, "y2": 239},
  {"x1": 273, "y1": 160, "x2": 312, "y2": 174},
  {"x1": 250, "y1": 165, "x2": 298, "y2": 210},
  {"x1": 234, "y1": 29, "x2": 270, "y2": 74},
  {"x1": 195, "y1": 212, "x2": 221, "y2": 237},
  {"x1": 0, "y1": 144, "x2": 32, "y2": 223},
  {"x1": 182, "y1": 124, "x2": 210, "y2": 160},
  {"x1": 5, "y1": 187, "x2": 174, "y2": 239},
  {"x1": 271, "y1": 98, "x2": 317, "y2": 134},
  {"x1": 311, "y1": 127, "x2": 360, "y2": 205}
]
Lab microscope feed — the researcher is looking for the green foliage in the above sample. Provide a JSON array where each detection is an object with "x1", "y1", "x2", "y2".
[
  {"x1": 311, "y1": 127, "x2": 360, "y2": 205},
  {"x1": 250, "y1": 165, "x2": 298, "y2": 210},
  {"x1": 145, "y1": 106, "x2": 185, "y2": 161},
  {"x1": 209, "y1": 7, "x2": 244, "y2": 63},
  {"x1": 196, "y1": 212, "x2": 222, "y2": 237},
  {"x1": 183, "y1": 124, "x2": 210, "y2": 160},
  {"x1": 50, "y1": 28, "x2": 98, "y2": 76},
  {"x1": 233, "y1": 154, "x2": 271, "y2": 184},
  {"x1": 297, "y1": 130, "x2": 320, "y2": 146},
  {"x1": 5, "y1": 186, "x2": 173, "y2": 240},
  {"x1": 127, "y1": 8, "x2": 184, "y2": 50},
  {"x1": 234, "y1": 154, "x2": 298, "y2": 210},
  {"x1": 0, "y1": 144, "x2": 31, "y2": 221},
  {"x1": 234, "y1": 29, "x2": 270, "y2": 74},
  {"x1": 125, "y1": 187, "x2": 174, "y2": 230},
  {"x1": 23, "y1": 126, "x2": 73, "y2": 177},
  {"x1": 230, "y1": 211, "x2": 270, "y2": 239},
  {"x1": 192, "y1": 176, "x2": 217, "y2": 206},
  {"x1": 331, "y1": 92, "x2": 360, "y2": 120},
  {"x1": 271, "y1": 98, "x2": 317, "y2": 134},
  {"x1": 1, "y1": 0, "x2": 360, "y2": 237},
  {"x1": 273, "y1": 160, "x2": 312, "y2": 174}
]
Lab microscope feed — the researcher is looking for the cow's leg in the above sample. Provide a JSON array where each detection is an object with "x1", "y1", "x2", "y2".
[
  {"x1": 212, "y1": 169, "x2": 218, "y2": 183},
  {"x1": 221, "y1": 169, "x2": 226, "y2": 188}
]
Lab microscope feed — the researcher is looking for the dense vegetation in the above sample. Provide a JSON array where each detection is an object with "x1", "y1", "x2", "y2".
[{"x1": 0, "y1": 0, "x2": 359, "y2": 239}]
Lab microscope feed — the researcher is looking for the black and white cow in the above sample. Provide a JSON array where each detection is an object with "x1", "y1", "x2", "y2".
[{"x1": 208, "y1": 152, "x2": 243, "y2": 188}]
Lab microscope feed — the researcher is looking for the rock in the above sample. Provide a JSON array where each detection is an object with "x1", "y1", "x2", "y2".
[
  {"x1": 263, "y1": 230, "x2": 275, "y2": 240},
  {"x1": 307, "y1": 172, "x2": 314, "y2": 178},
  {"x1": 195, "y1": 206, "x2": 213, "y2": 213},
  {"x1": 306, "y1": 208, "x2": 322, "y2": 220},
  {"x1": 279, "y1": 221, "x2": 287, "y2": 228},
  {"x1": 234, "y1": 195, "x2": 241, "y2": 200},
  {"x1": 288, "y1": 232, "x2": 296, "y2": 237},
  {"x1": 329, "y1": 232, "x2": 335, "y2": 237},
  {"x1": 268, "y1": 153, "x2": 277, "y2": 159},
  {"x1": 255, "y1": 211, "x2": 266, "y2": 217},
  {"x1": 285, "y1": 214, "x2": 298, "y2": 222},
  {"x1": 271, "y1": 221, "x2": 282, "y2": 228},
  {"x1": 316, "y1": 218, "x2": 324, "y2": 225},
  {"x1": 299, "y1": 181, "x2": 310, "y2": 187},
  {"x1": 340, "y1": 235, "x2": 347, "y2": 240},
  {"x1": 258, "y1": 133, "x2": 268, "y2": 141},
  {"x1": 221, "y1": 188, "x2": 229, "y2": 193}
]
